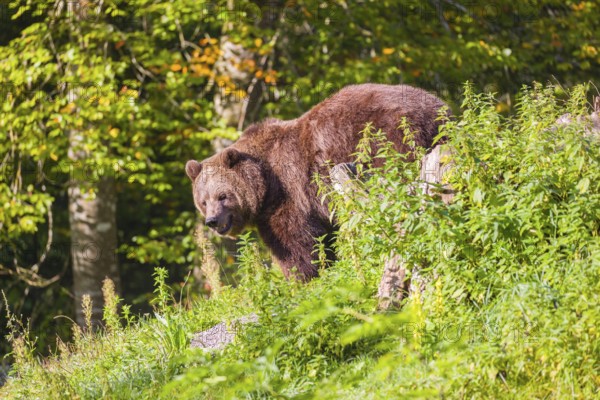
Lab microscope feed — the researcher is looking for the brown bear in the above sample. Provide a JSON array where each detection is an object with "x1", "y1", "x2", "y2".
[{"x1": 186, "y1": 83, "x2": 449, "y2": 281}]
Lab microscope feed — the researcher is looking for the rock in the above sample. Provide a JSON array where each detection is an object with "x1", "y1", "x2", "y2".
[{"x1": 190, "y1": 313, "x2": 258, "y2": 350}]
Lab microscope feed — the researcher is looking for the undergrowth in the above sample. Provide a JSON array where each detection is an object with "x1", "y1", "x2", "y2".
[{"x1": 1, "y1": 83, "x2": 599, "y2": 399}]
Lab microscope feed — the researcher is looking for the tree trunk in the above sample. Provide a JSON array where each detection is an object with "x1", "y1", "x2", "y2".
[{"x1": 68, "y1": 175, "x2": 120, "y2": 326}]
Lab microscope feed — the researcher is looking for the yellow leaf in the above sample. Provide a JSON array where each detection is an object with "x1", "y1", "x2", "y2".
[
  {"x1": 109, "y1": 128, "x2": 120, "y2": 138},
  {"x1": 264, "y1": 70, "x2": 278, "y2": 84},
  {"x1": 135, "y1": 151, "x2": 143, "y2": 160},
  {"x1": 254, "y1": 38, "x2": 263, "y2": 47},
  {"x1": 242, "y1": 59, "x2": 256, "y2": 71},
  {"x1": 496, "y1": 102, "x2": 510, "y2": 113},
  {"x1": 577, "y1": 177, "x2": 590, "y2": 194},
  {"x1": 50, "y1": 153, "x2": 58, "y2": 161},
  {"x1": 382, "y1": 48, "x2": 394, "y2": 55},
  {"x1": 582, "y1": 45, "x2": 597, "y2": 57},
  {"x1": 170, "y1": 64, "x2": 182, "y2": 72},
  {"x1": 231, "y1": 89, "x2": 247, "y2": 99},
  {"x1": 60, "y1": 103, "x2": 76, "y2": 114}
]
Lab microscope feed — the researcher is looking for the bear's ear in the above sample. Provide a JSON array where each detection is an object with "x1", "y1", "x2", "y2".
[
  {"x1": 222, "y1": 148, "x2": 243, "y2": 168},
  {"x1": 185, "y1": 160, "x2": 202, "y2": 181}
]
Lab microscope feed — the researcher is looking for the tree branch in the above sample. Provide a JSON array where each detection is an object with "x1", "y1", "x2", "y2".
[{"x1": 0, "y1": 205, "x2": 62, "y2": 288}]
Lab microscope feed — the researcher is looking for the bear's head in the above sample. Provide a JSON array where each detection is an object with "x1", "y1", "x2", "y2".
[{"x1": 186, "y1": 148, "x2": 266, "y2": 238}]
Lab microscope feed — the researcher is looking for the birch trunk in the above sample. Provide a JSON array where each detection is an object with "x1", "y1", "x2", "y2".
[{"x1": 68, "y1": 173, "x2": 120, "y2": 326}]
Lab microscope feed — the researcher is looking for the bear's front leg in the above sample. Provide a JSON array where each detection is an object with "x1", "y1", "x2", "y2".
[{"x1": 258, "y1": 205, "x2": 333, "y2": 281}]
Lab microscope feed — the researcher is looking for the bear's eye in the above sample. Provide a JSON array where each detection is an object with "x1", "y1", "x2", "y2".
[
  {"x1": 201, "y1": 200, "x2": 206, "y2": 207},
  {"x1": 218, "y1": 193, "x2": 227, "y2": 201}
]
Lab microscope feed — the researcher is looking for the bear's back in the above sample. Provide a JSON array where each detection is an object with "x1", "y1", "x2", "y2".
[
  {"x1": 299, "y1": 84, "x2": 448, "y2": 167},
  {"x1": 305, "y1": 84, "x2": 445, "y2": 117}
]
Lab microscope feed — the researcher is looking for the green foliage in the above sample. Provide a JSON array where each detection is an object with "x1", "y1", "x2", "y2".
[{"x1": 2, "y1": 85, "x2": 598, "y2": 398}]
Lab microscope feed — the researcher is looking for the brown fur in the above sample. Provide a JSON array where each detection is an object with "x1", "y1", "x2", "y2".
[{"x1": 186, "y1": 84, "x2": 449, "y2": 281}]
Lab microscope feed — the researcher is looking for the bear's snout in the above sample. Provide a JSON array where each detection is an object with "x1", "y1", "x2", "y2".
[
  {"x1": 204, "y1": 213, "x2": 234, "y2": 236},
  {"x1": 205, "y1": 216, "x2": 218, "y2": 228}
]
